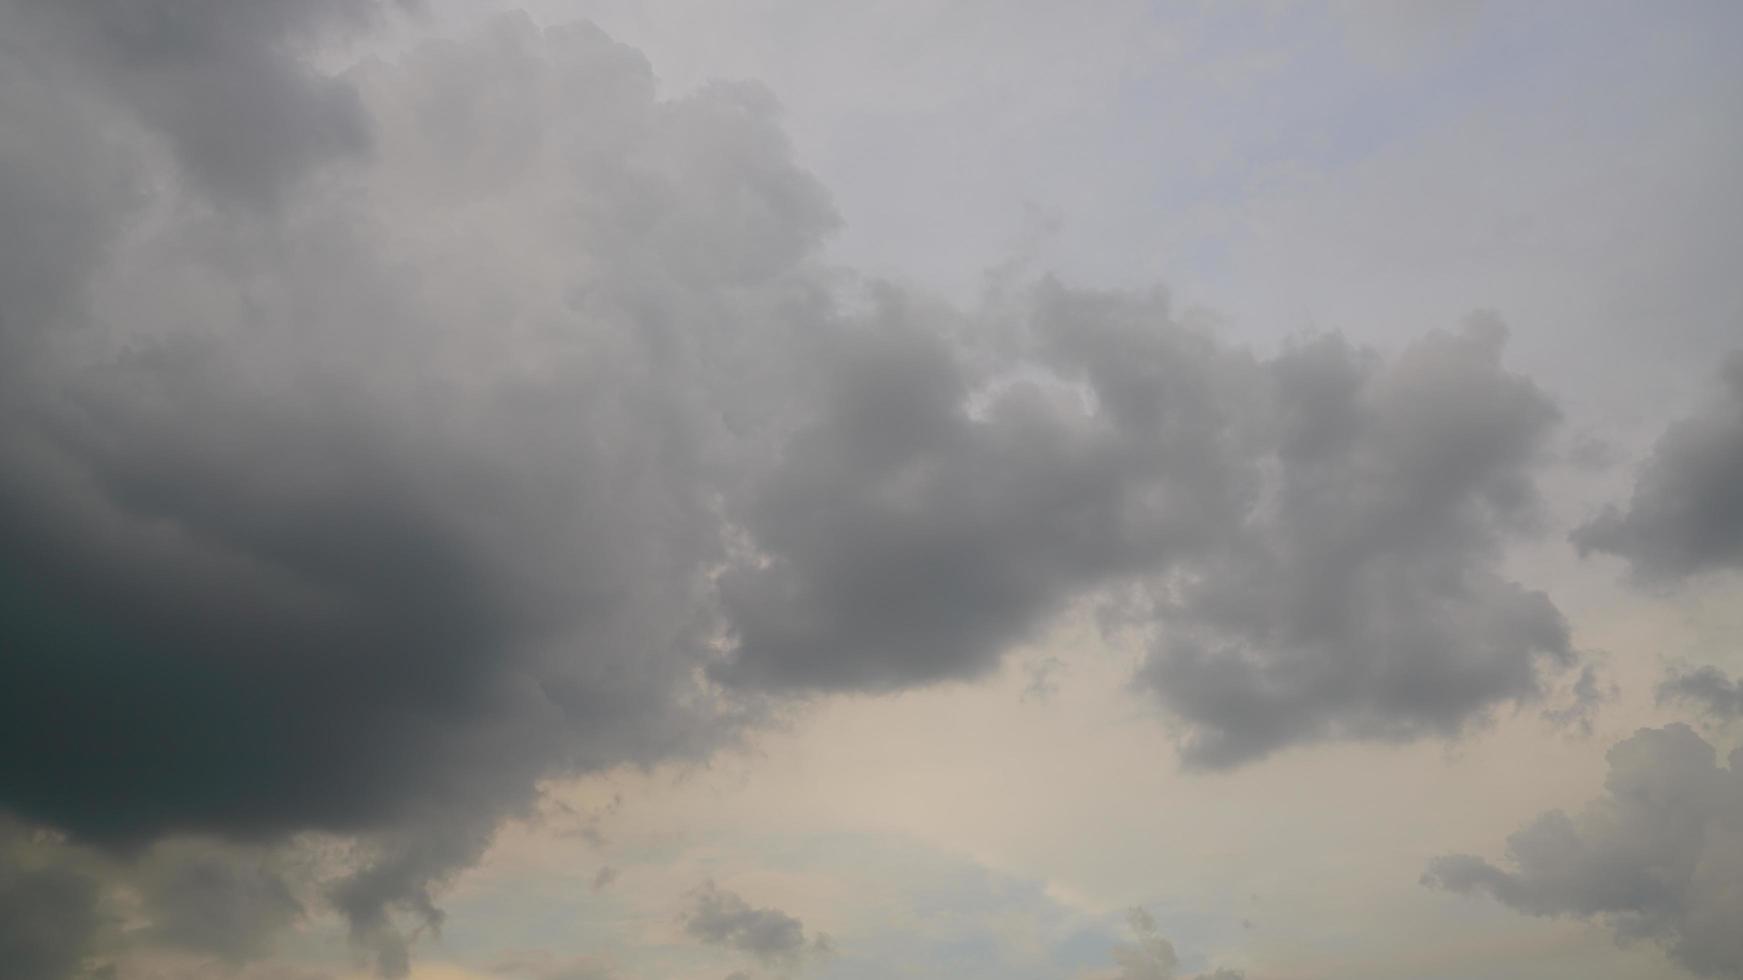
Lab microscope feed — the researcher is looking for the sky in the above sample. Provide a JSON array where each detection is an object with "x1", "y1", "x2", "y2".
[{"x1": 1, "y1": 2, "x2": 1741, "y2": 979}]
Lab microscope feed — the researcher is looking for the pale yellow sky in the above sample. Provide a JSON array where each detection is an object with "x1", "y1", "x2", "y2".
[{"x1": 435, "y1": 561, "x2": 1735, "y2": 979}]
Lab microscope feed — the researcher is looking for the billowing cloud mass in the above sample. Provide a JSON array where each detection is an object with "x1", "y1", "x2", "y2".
[
  {"x1": 2, "y1": 4, "x2": 803, "y2": 969},
  {"x1": 1574, "y1": 353, "x2": 1743, "y2": 580},
  {"x1": 11, "y1": 0, "x2": 380, "y2": 203},
  {"x1": 0, "y1": 1, "x2": 1586, "y2": 975},
  {"x1": 712, "y1": 295, "x2": 1572, "y2": 767},
  {"x1": 1136, "y1": 317, "x2": 1571, "y2": 766},
  {"x1": 680, "y1": 881, "x2": 827, "y2": 970},
  {"x1": 1425, "y1": 724, "x2": 1743, "y2": 978}
]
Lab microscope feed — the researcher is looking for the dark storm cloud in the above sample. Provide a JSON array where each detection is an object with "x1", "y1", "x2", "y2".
[
  {"x1": 681, "y1": 881, "x2": 826, "y2": 969},
  {"x1": 0, "y1": 819, "x2": 331, "y2": 976},
  {"x1": 1425, "y1": 724, "x2": 1743, "y2": 978},
  {"x1": 1574, "y1": 352, "x2": 1743, "y2": 580},
  {"x1": 1659, "y1": 665, "x2": 1743, "y2": 723},
  {"x1": 0, "y1": 8, "x2": 825, "y2": 972},
  {"x1": 1, "y1": 3, "x2": 1585, "y2": 975}
]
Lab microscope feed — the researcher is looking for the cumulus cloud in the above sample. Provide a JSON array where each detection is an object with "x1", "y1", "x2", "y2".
[
  {"x1": 681, "y1": 881, "x2": 829, "y2": 971},
  {"x1": 1425, "y1": 724, "x2": 1743, "y2": 977},
  {"x1": 0, "y1": 7, "x2": 814, "y2": 971},
  {"x1": 1659, "y1": 665, "x2": 1743, "y2": 724},
  {"x1": 1137, "y1": 316, "x2": 1570, "y2": 766},
  {"x1": 713, "y1": 292, "x2": 1573, "y2": 767},
  {"x1": 0, "y1": 1, "x2": 1584, "y2": 974},
  {"x1": 1574, "y1": 352, "x2": 1743, "y2": 580}
]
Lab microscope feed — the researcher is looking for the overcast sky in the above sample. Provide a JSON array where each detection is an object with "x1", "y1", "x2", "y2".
[{"x1": 2, "y1": 3, "x2": 1741, "y2": 980}]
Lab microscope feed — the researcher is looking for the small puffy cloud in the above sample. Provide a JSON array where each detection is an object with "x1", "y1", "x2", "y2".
[
  {"x1": 681, "y1": 881, "x2": 828, "y2": 971},
  {"x1": 1659, "y1": 665, "x2": 1743, "y2": 724},
  {"x1": 1575, "y1": 352, "x2": 1743, "y2": 581},
  {"x1": 1079, "y1": 908, "x2": 1243, "y2": 980},
  {"x1": 1425, "y1": 724, "x2": 1743, "y2": 978}
]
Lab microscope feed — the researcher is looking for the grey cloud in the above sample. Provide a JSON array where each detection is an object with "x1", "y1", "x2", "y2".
[
  {"x1": 0, "y1": 11, "x2": 139, "y2": 355},
  {"x1": 11, "y1": 0, "x2": 383, "y2": 203},
  {"x1": 1092, "y1": 907, "x2": 1244, "y2": 980},
  {"x1": 711, "y1": 293, "x2": 1199, "y2": 692},
  {"x1": 2, "y1": 3, "x2": 1584, "y2": 975},
  {"x1": 715, "y1": 288, "x2": 1573, "y2": 767},
  {"x1": 1142, "y1": 315, "x2": 1570, "y2": 767},
  {"x1": 113, "y1": 963, "x2": 336, "y2": 980},
  {"x1": 136, "y1": 846, "x2": 302, "y2": 963},
  {"x1": 0, "y1": 858, "x2": 105, "y2": 980},
  {"x1": 681, "y1": 881, "x2": 826, "y2": 970},
  {"x1": 0, "y1": 819, "x2": 334, "y2": 978},
  {"x1": 0, "y1": 819, "x2": 113, "y2": 980},
  {"x1": 1659, "y1": 665, "x2": 1743, "y2": 723},
  {"x1": 1574, "y1": 352, "x2": 1743, "y2": 580},
  {"x1": 1541, "y1": 663, "x2": 1612, "y2": 736},
  {"x1": 0, "y1": 10, "x2": 825, "y2": 973},
  {"x1": 1425, "y1": 724, "x2": 1743, "y2": 978}
]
